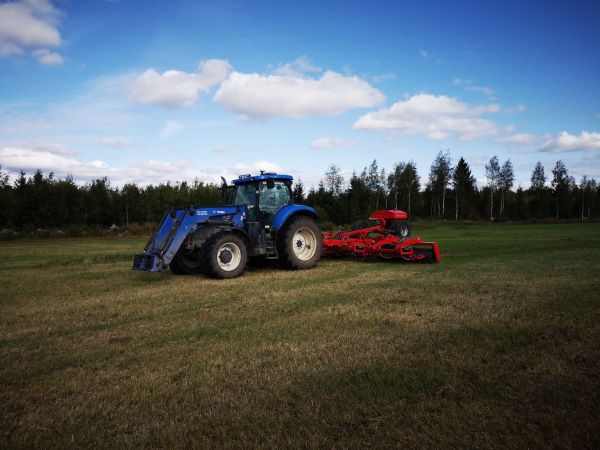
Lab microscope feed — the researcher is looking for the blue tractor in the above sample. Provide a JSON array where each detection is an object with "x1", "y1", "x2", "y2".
[{"x1": 132, "y1": 172, "x2": 322, "y2": 278}]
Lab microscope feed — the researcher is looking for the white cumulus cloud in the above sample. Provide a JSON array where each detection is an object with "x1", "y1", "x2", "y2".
[
  {"x1": 353, "y1": 93, "x2": 500, "y2": 141},
  {"x1": 420, "y1": 49, "x2": 432, "y2": 59},
  {"x1": 99, "y1": 137, "x2": 125, "y2": 149},
  {"x1": 274, "y1": 55, "x2": 321, "y2": 76},
  {"x1": 32, "y1": 48, "x2": 62, "y2": 65},
  {"x1": 309, "y1": 137, "x2": 360, "y2": 149},
  {"x1": 160, "y1": 120, "x2": 185, "y2": 139},
  {"x1": 540, "y1": 131, "x2": 600, "y2": 153},
  {"x1": 452, "y1": 78, "x2": 496, "y2": 100},
  {"x1": 464, "y1": 85, "x2": 496, "y2": 100},
  {"x1": 452, "y1": 78, "x2": 471, "y2": 85},
  {"x1": 0, "y1": 141, "x2": 78, "y2": 156},
  {"x1": 496, "y1": 133, "x2": 538, "y2": 145},
  {"x1": 131, "y1": 59, "x2": 232, "y2": 108},
  {"x1": 0, "y1": 0, "x2": 63, "y2": 64},
  {"x1": 0, "y1": 145, "x2": 283, "y2": 186},
  {"x1": 234, "y1": 160, "x2": 282, "y2": 175},
  {"x1": 372, "y1": 73, "x2": 396, "y2": 84},
  {"x1": 504, "y1": 104, "x2": 527, "y2": 114},
  {"x1": 213, "y1": 70, "x2": 385, "y2": 120},
  {"x1": 0, "y1": 146, "x2": 96, "y2": 175}
]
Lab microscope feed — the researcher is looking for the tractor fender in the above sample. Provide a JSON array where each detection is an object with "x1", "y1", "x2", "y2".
[
  {"x1": 211, "y1": 225, "x2": 251, "y2": 244},
  {"x1": 272, "y1": 205, "x2": 319, "y2": 232}
]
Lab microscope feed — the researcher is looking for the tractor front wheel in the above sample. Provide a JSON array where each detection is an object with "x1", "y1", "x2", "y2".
[
  {"x1": 201, "y1": 232, "x2": 248, "y2": 279},
  {"x1": 278, "y1": 217, "x2": 322, "y2": 270},
  {"x1": 169, "y1": 248, "x2": 203, "y2": 274}
]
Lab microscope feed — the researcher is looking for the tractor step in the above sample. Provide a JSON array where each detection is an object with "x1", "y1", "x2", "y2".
[
  {"x1": 266, "y1": 246, "x2": 278, "y2": 259},
  {"x1": 132, "y1": 253, "x2": 163, "y2": 272}
]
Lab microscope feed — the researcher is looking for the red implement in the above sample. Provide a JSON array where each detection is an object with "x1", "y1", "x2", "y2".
[{"x1": 322, "y1": 209, "x2": 441, "y2": 263}]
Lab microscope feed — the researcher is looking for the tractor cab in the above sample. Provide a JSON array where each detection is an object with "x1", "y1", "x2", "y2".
[{"x1": 231, "y1": 173, "x2": 293, "y2": 226}]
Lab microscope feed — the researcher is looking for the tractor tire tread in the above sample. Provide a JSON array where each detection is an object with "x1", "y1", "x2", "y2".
[
  {"x1": 169, "y1": 248, "x2": 203, "y2": 275},
  {"x1": 200, "y1": 231, "x2": 248, "y2": 279},
  {"x1": 277, "y1": 216, "x2": 322, "y2": 270}
]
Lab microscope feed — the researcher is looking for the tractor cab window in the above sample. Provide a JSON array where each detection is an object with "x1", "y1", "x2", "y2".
[
  {"x1": 233, "y1": 183, "x2": 256, "y2": 206},
  {"x1": 259, "y1": 180, "x2": 291, "y2": 223}
]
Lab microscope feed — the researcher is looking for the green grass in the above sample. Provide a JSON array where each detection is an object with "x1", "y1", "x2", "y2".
[{"x1": 1, "y1": 224, "x2": 600, "y2": 448}]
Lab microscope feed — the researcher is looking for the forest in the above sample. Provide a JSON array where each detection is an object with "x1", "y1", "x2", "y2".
[{"x1": 1, "y1": 150, "x2": 598, "y2": 234}]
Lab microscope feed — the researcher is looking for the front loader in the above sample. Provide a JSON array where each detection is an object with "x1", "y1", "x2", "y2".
[{"x1": 132, "y1": 173, "x2": 322, "y2": 278}]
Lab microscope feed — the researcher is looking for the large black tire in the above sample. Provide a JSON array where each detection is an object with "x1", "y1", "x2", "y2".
[
  {"x1": 391, "y1": 220, "x2": 411, "y2": 238},
  {"x1": 169, "y1": 248, "x2": 203, "y2": 275},
  {"x1": 277, "y1": 216, "x2": 322, "y2": 270},
  {"x1": 351, "y1": 220, "x2": 371, "y2": 231},
  {"x1": 200, "y1": 232, "x2": 248, "y2": 279}
]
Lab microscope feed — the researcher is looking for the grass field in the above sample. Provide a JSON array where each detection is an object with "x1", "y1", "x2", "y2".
[{"x1": 1, "y1": 224, "x2": 600, "y2": 448}]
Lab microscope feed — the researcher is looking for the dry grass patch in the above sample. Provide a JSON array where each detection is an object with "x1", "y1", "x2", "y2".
[{"x1": 1, "y1": 224, "x2": 600, "y2": 448}]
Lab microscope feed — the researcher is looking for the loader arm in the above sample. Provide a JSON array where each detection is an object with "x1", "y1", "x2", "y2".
[{"x1": 132, "y1": 205, "x2": 242, "y2": 272}]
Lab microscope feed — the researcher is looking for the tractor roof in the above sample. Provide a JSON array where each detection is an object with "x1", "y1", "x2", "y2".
[{"x1": 231, "y1": 173, "x2": 293, "y2": 185}]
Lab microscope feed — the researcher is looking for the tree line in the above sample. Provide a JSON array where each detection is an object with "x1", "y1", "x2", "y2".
[
  {"x1": 1, "y1": 151, "x2": 599, "y2": 232},
  {"x1": 300, "y1": 151, "x2": 599, "y2": 225},
  {"x1": 0, "y1": 168, "x2": 221, "y2": 231}
]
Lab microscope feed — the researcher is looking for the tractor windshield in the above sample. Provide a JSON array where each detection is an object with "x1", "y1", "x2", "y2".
[
  {"x1": 259, "y1": 181, "x2": 291, "y2": 212},
  {"x1": 233, "y1": 183, "x2": 256, "y2": 206}
]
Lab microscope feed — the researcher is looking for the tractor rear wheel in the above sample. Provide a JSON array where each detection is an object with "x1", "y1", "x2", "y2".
[
  {"x1": 391, "y1": 220, "x2": 411, "y2": 238},
  {"x1": 201, "y1": 232, "x2": 248, "y2": 279},
  {"x1": 169, "y1": 248, "x2": 203, "y2": 274},
  {"x1": 277, "y1": 216, "x2": 322, "y2": 270}
]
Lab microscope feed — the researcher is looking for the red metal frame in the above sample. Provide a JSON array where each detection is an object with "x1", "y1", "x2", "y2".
[{"x1": 322, "y1": 210, "x2": 441, "y2": 263}]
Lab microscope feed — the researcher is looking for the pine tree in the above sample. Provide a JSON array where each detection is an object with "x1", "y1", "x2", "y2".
[
  {"x1": 400, "y1": 161, "x2": 420, "y2": 216},
  {"x1": 292, "y1": 179, "x2": 305, "y2": 203},
  {"x1": 530, "y1": 161, "x2": 547, "y2": 218},
  {"x1": 452, "y1": 157, "x2": 476, "y2": 220},
  {"x1": 366, "y1": 160, "x2": 380, "y2": 210},
  {"x1": 530, "y1": 162, "x2": 545, "y2": 190}
]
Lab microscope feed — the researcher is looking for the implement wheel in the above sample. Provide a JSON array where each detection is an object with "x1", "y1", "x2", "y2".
[
  {"x1": 201, "y1": 232, "x2": 248, "y2": 279},
  {"x1": 391, "y1": 220, "x2": 411, "y2": 238},
  {"x1": 277, "y1": 216, "x2": 322, "y2": 270}
]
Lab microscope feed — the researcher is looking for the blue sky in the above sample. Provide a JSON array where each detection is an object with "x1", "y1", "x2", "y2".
[{"x1": 1, "y1": 0, "x2": 599, "y2": 188}]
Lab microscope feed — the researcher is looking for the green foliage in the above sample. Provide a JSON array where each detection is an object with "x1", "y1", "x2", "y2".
[
  {"x1": 427, "y1": 150, "x2": 453, "y2": 218},
  {"x1": 292, "y1": 178, "x2": 305, "y2": 203},
  {"x1": 451, "y1": 157, "x2": 477, "y2": 220},
  {"x1": 1, "y1": 154, "x2": 599, "y2": 233},
  {"x1": 0, "y1": 170, "x2": 220, "y2": 230}
]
